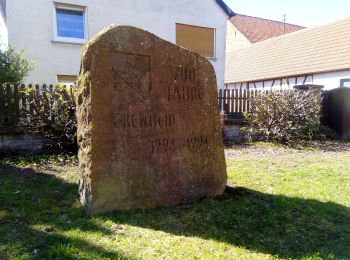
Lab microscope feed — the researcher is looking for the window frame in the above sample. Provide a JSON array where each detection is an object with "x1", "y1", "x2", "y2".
[
  {"x1": 57, "y1": 74, "x2": 77, "y2": 86},
  {"x1": 175, "y1": 23, "x2": 216, "y2": 60},
  {"x1": 53, "y1": 3, "x2": 88, "y2": 44}
]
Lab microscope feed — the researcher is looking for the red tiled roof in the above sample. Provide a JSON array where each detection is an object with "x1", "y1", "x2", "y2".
[
  {"x1": 230, "y1": 14, "x2": 305, "y2": 43},
  {"x1": 225, "y1": 17, "x2": 350, "y2": 84}
]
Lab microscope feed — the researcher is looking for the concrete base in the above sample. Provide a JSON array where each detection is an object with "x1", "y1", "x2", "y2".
[
  {"x1": 0, "y1": 133, "x2": 53, "y2": 157},
  {"x1": 222, "y1": 118, "x2": 249, "y2": 142},
  {"x1": 223, "y1": 124, "x2": 247, "y2": 142}
]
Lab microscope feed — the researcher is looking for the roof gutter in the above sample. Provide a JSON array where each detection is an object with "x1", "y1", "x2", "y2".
[
  {"x1": 215, "y1": 0, "x2": 235, "y2": 18},
  {"x1": 225, "y1": 67, "x2": 350, "y2": 85}
]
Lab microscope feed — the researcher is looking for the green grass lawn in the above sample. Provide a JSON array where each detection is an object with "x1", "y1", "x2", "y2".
[{"x1": 1, "y1": 144, "x2": 350, "y2": 259}]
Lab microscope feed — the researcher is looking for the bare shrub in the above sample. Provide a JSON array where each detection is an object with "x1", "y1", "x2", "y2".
[
  {"x1": 245, "y1": 89, "x2": 322, "y2": 144},
  {"x1": 20, "y1": 83, "x2": 77, "y2": 151}
]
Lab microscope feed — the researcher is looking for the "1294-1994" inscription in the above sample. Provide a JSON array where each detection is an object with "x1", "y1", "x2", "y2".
[{"x1": 151, "y1": 135, "x2": 209, "y2": 153}]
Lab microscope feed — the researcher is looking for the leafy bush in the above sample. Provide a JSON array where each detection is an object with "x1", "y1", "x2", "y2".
[
  {"x1": 0, "y1": 46, "x2": 34, "y2": 84},
  {"x1": 244, "y1": 89, "x2": 322, "y2": 144},
  {"x1": 20, "y1": 84, "x2": 77, "y2": 151}
]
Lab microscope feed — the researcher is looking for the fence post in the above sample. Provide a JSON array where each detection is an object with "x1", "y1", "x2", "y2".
[
  {"x1": 14, "y1": 84, "x2": 20, "y2": 118},
  {"x1": 248, "y1": 89, "x2": 251, "y2": 111},
  {"x1": 6, "y1": 84, "x2": 13, "y2": 125},
  {"x1": 223, "y1": 88, "x2": 227, "y2": 114},
  {"x1": 20, "y1": 84, "x2": 27, "y2": 112},
  {"x1": 218, "y1": 89, "x2": 222, "y2": 111},
  {"x1": 28, "y1": 84, "x2": 34, "y2": 114},
  {"x1": 243, "y1": 89, "x2": 247, "y2": 113},
  {"x1": 230, "y1": 88, "x2": 234, "y2": 114},
  {"x1": 42, "y1": 84, "x2": 50, "y2": 111},
  {"x1": 239, "y1": 88, "x2": 243, "y2": 113},
  {"x1": 235, "y1": 89, "x2": 239, "y2": 113},
  {"x1": 0, "y1": 84, "x2": 4, "y2": 126},
  {"x1": 224, "y1": 89, "x2": 231, "y2": 114}
]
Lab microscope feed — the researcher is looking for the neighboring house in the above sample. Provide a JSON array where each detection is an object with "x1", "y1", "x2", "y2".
[
  {"x1": 225, "y1": 17, "x2": 350, "y2": 90},
  {"x1": 226, "y1": 14, "x2": 304, "y2": 52},
  {"x1": 0, "y1": 0, "x2": 234, "y2": 88}
]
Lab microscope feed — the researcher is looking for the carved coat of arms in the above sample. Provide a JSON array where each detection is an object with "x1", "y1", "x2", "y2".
[{"x1": 112, "y1": 53, "x2": 152, "y2": 99}]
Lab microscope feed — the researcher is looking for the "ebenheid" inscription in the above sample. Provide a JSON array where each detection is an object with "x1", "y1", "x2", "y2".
[{"x1": 114, "y1": 112, "x2": 176, "y2": 129}]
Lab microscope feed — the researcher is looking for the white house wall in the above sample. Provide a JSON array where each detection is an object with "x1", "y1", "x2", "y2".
[
  {"x1": 312, "y1": 70, "x2": 350, "y2": 90},
  {"x1": 0, "y1": 0, "x2": 7, "y2": 48},
  {"x1": 6, "y1": 0, "x2": 228, "y2": 88},
  {"x1": 225, "y1": 23, "x2": 251, "y2": 53},
  {"x1": 226, "y1": 70, "x2": 350, "y2": 90}
]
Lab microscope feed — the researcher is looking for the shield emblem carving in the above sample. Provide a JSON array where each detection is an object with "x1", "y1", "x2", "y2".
[{"x1": 112, "y1": 53, "x2": 152, "y2": 99}]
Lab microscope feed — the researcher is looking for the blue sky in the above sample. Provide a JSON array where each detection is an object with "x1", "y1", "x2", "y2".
[{"x1": 224, "y1": 0, "x2": 350, "y2": 27}]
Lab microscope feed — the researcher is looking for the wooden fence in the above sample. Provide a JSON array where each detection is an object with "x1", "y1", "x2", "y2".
[
  {"x1": 0, "y1": 85, "x2": 327, "y2": 129},
  {"x1": 218, "y1": 88, "x2": 270, "y2": 118},
  {"x1": 1, "y1": 85, "x2": 272, "y2": 128},
  {"x1": 0, "y1": 83, "x2": 71, "y2": 130},
  {"x1": 0, "y1": 84, "x2": 23, "y2": 128}
]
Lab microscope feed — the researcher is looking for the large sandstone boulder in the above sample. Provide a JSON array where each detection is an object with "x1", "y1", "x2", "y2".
[{"x1": 77, "y1": 25, "x2": 227, "y2": 215}]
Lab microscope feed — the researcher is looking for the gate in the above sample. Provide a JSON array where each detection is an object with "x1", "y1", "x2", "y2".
[{"x1": 322, "y1": 88, "x2": 350, "y2": 141}]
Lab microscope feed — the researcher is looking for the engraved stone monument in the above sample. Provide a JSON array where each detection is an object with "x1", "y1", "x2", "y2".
[{"x1": 77, "y1": 25, "x2": 227, "y2": 215}]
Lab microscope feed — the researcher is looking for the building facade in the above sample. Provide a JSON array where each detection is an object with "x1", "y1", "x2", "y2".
[
  {"x1": 225, "y1": 17, "x2": 350, "y2": 91},
  {"x1": 1, "y1": 0, "x2": 234, "y2": 88}
]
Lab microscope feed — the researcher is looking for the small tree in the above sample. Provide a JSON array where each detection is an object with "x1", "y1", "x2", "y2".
[
  {"x1": 245, "y1": 89, "x2": 322, "y2": 144},
  {"x1": 0, "y1": 46, "x2": 34, "y2": 84}
]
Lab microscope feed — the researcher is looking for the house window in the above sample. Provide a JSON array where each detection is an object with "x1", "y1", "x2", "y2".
[
  {"x1": 53, "y1": 3, "x2": 87, "y2": 43},
  {"x1": 176, "y1": 23, "x2": 215, "y2": 58},
  {"x1": 340, "y1": 78, "x2": 350, "y2": 88},
  {"x1": 57, "y1": 75, "x2": 77, "y2": 86}
]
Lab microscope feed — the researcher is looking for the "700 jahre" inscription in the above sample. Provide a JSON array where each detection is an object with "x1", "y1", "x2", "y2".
[{"x1": 168, "y1": 66, "x2": 201, "y2": 102}]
